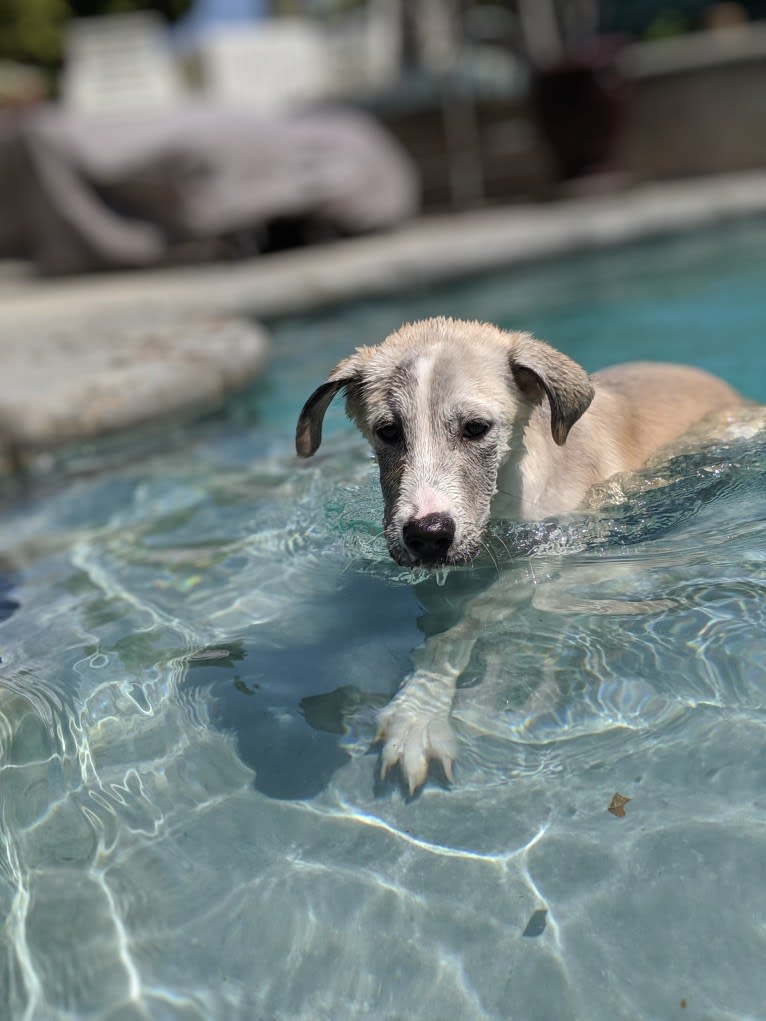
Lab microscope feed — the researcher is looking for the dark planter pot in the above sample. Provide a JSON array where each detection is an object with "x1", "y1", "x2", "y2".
[{"x1": 532, "y1": 36, "x2": 629, "y2": 181}]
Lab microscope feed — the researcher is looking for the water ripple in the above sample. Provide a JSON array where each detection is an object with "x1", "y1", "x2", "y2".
[{"x1": 0, "y1": 359, "x2": 764, "y2": 1017}]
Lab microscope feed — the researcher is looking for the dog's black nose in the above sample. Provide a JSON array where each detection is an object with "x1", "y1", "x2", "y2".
[{"x1": 402, "y1": 513, "x2": 456, "y2": 565}]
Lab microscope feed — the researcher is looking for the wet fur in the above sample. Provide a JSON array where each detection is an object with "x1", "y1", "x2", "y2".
[
  {"x1": 297, "y1": 317, "x2": 741, "y2": 561},
  {"x1": 296, "y1": 316, "x2": 744, "y2": 791}
]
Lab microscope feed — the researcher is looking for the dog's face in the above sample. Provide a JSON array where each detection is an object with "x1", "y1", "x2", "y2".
[{"x1": 296, "y1": 317, "x2": 594, "y2": 568}]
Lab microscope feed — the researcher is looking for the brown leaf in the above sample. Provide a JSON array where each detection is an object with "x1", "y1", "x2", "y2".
[{"x1": 608, "y1": 793, "x2": 631, "y2": 818}]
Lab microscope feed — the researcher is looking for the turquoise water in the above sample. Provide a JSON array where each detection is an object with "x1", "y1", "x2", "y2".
[{"x1": 1, "y1": 220, "x2": 766, "y2": 1020}]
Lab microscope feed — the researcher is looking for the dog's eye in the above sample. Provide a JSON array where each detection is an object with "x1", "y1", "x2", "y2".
[
  {"x1": 375, "y1": 422, "x2": 403, "y2": 444},
  {"x1": 462, "y1": 420, "x2": 491, "y2": 439}
]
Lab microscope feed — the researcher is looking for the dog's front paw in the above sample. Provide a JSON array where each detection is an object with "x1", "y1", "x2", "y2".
[{"x1": 376, "y1": 699, "x2": 458, "y2": 795}]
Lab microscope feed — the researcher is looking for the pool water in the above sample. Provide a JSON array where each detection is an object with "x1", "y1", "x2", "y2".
[{"x1": 1, "y1": 221, "x2": 766, "y2": 1020}]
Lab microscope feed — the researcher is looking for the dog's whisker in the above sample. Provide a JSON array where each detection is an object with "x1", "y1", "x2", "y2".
[
  {"x1": 480, "y1": 539, "x2": 501, "y2": 577},
  {"x1": 489, "y1": 530, "x2": 513, "y2": 561}
]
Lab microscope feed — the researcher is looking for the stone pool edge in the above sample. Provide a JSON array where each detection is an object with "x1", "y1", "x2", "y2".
[{"x1": 2, "y1": 170, "x2": 766, "y2": 474}]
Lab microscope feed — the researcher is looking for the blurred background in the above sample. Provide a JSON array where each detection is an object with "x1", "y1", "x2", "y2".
[{"x1": 2, "y1": 0, "x2": 766, "y2": 273}]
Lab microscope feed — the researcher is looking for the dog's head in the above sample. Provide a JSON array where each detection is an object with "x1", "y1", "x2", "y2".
[{"x1": 296, "y1": 317, "x2": 594, "y2": 568}]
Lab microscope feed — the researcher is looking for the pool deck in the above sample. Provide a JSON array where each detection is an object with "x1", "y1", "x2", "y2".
[{"x1": 2, "y1": 169, "x2": 766, "y2": 474}]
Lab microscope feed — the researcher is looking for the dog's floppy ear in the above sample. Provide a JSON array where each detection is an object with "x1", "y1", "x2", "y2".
[
  {"x1": 509, "y1": 334, "x2": 595, "y2": 445},
  {"x1": 296, "y1": 351, "x2": 367, "y2": 457},
  {"x1": 295, "y1": 379, "x2": 349, "y2": 457}
]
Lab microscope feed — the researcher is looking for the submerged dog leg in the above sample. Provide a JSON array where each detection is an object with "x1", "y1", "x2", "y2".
[{"x1": 377, "y1": 619, "x2": 479, "y2": 794}]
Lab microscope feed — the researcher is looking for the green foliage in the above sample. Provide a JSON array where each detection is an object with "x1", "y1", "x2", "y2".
[
  {"x1": 69, "y1": 0, "x2": 190, "y2": 18},
  {"x1": 0, "y1": 0, "x2": 190, "y2": 69},
  {"x1": 601, "y1": 0, "x2": 766, "y2": 36},
  {"x1": 644, "y1": 10, "x2": 692, "y2": 39},
  {"x1": 0, "y1": 0, "x2": 71, "y2": 65}
]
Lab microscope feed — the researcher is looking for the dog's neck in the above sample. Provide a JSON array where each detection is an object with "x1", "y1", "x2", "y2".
[{"x1": 493, "y1": 414, "x2": 588, "y2": 521}]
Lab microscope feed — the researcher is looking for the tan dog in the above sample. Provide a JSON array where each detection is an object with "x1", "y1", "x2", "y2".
[{"x1": 296, "y1": 316, "x2": 743, "y2": 791}]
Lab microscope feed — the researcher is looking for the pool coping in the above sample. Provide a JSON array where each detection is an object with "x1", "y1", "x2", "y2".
[{"x1": 2, "y1": 169, "x2": 766, "y2": 472}]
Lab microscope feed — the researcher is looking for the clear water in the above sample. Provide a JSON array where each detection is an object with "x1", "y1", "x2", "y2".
[{"x1": 1, "y1": 220, "x2": 766, "y2": 1021}]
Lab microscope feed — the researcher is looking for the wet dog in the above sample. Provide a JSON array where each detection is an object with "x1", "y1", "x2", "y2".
[{"x1": 296, "y1": 316, "x2": 743, "y2": 791}]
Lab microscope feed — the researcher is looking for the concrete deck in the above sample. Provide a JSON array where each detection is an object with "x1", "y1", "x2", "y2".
[{"x1": 2, "y1": 170, "x2": 766, "y2": 472}]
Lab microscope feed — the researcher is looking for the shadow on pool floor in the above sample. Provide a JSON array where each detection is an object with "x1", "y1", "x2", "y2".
[{"x1": 184, "y1": 640, "x2": 391, "y2": 800}]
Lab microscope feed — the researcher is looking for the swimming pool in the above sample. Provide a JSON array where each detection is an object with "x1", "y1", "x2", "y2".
[{"x1": 1, "y1": 219, "x2": 765, "y2": 1020}]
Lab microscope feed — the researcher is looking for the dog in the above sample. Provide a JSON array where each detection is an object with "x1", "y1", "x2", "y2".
[{"x1": 296, "y1": 316, "x2": 744, "y2": 792}]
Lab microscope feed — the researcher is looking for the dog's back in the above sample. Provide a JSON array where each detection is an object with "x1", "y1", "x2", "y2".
[{"x1": 589, "y1": 362, "x2": 744, "y2": 471}]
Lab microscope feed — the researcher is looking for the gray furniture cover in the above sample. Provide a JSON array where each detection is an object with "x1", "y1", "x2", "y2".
[{"x1": 0, "y1": 102, "x2": 419, "y2": 273}]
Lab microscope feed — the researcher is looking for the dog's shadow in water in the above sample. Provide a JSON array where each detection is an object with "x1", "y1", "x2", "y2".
[
  {"x1": 182, "y1": 433, "x2": 766, "y2": 802},
  {"x1": 182, "y1": 571, "x2": 422, "y2": 800}
]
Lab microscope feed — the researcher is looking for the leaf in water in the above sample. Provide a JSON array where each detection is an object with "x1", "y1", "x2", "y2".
[
  {"x1": 608, "y1": 793, "x2": 632, "y2": 817},
  {"x1": 188, "y1": 641, "x2": 247, "y2": 669},
  {"x1": 233, "y1": 678, "x2": 259, "y2": 696},
  {"x1": 191, "y1": 649, "x2": 233, "y2": 662},
  {"x1": 522, "y1": 909, "x2": 547, "y2": 938}
]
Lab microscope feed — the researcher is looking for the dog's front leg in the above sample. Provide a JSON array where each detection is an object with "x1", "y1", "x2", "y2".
[{"x1": 376, "y1": 614, "x2": 479, "y2": 794}]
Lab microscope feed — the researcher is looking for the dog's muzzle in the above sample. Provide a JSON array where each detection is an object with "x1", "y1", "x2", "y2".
[{"x1": 402, "y1": 512, "x2": 456, "y2": 567}]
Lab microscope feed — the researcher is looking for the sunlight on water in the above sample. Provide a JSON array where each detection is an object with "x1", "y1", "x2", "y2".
[{"x1": 1, "y1": 222, "x2": 766, "y2": 1020}]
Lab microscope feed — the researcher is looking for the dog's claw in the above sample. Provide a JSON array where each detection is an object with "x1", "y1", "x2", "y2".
[{"x1": 377, "y1": 702, "x2": 457, "y2": 794}]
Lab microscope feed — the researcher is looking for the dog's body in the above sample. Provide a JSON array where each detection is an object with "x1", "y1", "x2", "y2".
[{"x1": 297, "y1": 317, "x2": 744, "y2": 792}]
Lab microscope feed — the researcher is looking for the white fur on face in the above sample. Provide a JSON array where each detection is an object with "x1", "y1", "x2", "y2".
[{"x1": 403, "y1": 352, "x2": 457, "y2": 519}]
